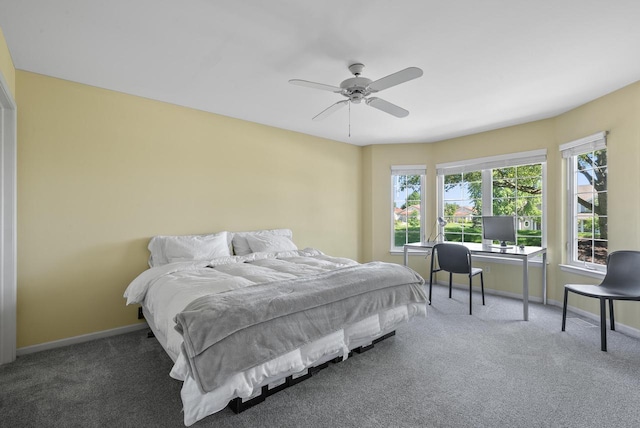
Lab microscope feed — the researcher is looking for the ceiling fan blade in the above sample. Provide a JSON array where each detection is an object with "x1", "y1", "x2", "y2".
[
  {"x1": 312, "y1": 100, "x2": 349, "y2": 121},
  {"x1": 367, "y1": 67, "x2": 423, "y2": 92},
  {"x1": 365, "y1": 97, "x2": 409, "y2": 118},
  {"x1": 289, "y1": 79, "x2": 342, "y2": 93}
]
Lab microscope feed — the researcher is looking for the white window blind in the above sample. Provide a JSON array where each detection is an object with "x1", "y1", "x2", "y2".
[
  {"x1": 559, "y1": 131, "x2": 607, "y2": 157},
  {"x1": 391, "y1": 165, "x2": 426, "y2": 175},
  {"x1": 436, "y1": 149, "x2": 546, "y2": 175}
]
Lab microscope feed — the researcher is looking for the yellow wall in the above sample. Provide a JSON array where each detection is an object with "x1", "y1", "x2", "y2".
[
  {"x1": 366, "y1": 120, "x2": 555, "y2": 288},
  {"x1": 366, "y1": 81, "x2": 640, "y2": 331},
  {"x1": 554, "y1": 81, "x2": 640, "y2": 328},
  {"x1": 0, "y1": 26, "x2": 15, "y2": 98},
  {"x1": 16, "y1": 71, "x2": 362, "y2": 347},
  {"x1": 363, "y1": 143, "x2": 434, "y2": 271},
  {"x1": 9, "y1": 27, "x2": 640, "y2": 347}
]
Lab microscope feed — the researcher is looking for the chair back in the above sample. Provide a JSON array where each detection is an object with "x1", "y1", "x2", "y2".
[
  {"x1": 434, "y1": 243, "x2": 472, "y2": 274},
  {"x1": 600, "y1": 250, "x2": 640, "y2": 293}
]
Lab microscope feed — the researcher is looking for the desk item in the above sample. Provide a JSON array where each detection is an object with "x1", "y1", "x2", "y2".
[
  {"x1": 490, "y1": 244, "x2": 514, "y2": 250},
  {"x1": 404, "y1": 241, "x2": 547, "y2": 321},
  {"x1": 482, "y1": 215, "x2": 516, "y2": 248},
  {"x1": 429, "y1": 243, "x2": 485, "y2": 315},
  {"x1": 562, "y1": 250, "x2": 640, "y2": 352}
]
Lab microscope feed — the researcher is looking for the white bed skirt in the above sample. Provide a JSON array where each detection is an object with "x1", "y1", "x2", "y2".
[{"x1": 144, "y1": 303, "x2": 426, "y2": 426}]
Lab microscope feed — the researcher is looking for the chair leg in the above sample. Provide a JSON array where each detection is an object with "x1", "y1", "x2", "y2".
[
  {"x1": 600, "y1": 298, "x2": 607, "y2": 352},
  {"x1": 561, "y1": 288, "x2": 568, "y2": 331},
  {"x1": 609, "y1": 299, "x2": 615, "y2": 331},
  {"x1": 428, "y1": 253, "x2": 438, "y2": 306},
  {"x1": 469, "y1": 275, "x2": 472, "y2": 315},
  {"x1": 449, "y1": 272, "x2": 453, "y2": 298},
  {"x1": 428, "y1": 268, "x2": 433, "y2": 306},
  {"x1": 480, "y1": 272, "x2": 485, "y2": 305}
]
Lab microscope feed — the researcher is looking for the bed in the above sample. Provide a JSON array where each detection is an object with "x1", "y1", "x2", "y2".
[{"x1": 124, "y1": 229, "x2": 428, "y2": 426}]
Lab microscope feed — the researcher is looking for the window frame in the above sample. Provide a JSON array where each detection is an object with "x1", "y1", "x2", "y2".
[
  {"x1": 490, "y1": 163, "x2": 544, "y2": 247},
  {"x1": 560, "y1": 132, "x2": 608, "y2": 273},
  {"x1": 436, "y1": 150, "x2": 547, "y2": 250},
  {"x1": 390, "y1": 165, "x2": 427, "y2": 252},
  {"x1": 438, "y1": 169, "x2": 485, "y2": 244}
]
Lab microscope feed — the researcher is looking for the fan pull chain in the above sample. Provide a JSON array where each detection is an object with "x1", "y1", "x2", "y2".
[{"x1": 348, "y1": 100, "x2": 351, "y2": 137}]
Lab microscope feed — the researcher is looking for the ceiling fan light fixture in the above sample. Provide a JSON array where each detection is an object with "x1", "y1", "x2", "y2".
[{"x1": 289, "y1": 63, "x2": 422, "y2": 121}]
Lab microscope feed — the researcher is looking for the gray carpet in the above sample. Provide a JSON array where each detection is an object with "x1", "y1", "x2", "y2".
[{"x1": 2, "y1": 284, "x2": 640, "y2": 428}]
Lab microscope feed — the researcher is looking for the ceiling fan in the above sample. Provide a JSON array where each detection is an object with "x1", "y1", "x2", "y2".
[{"x1": 289, "y1": 63, "x2": 423, "y2": 121}]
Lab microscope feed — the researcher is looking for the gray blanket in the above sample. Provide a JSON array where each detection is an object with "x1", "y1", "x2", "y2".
[{"x1": 174, "y1": 261, "x2": 426, "y2": 393}]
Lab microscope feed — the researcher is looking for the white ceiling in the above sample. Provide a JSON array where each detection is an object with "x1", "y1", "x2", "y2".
[{"x1": 2, "y1": 0, "x2": 640, "y2": 146}]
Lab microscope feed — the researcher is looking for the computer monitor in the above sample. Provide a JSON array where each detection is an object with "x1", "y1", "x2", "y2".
[{"x1": 482, "y1": 215, "x2": 516, "y2": 247}]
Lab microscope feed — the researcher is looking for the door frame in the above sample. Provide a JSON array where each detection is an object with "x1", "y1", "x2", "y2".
[{"x1": 0, "y1": 71, "x2": 17, "y2": 365}]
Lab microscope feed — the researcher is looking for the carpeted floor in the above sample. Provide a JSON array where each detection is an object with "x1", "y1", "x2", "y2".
[{"x1": 2, "y1": 284, "x2": 640, "y2": 428}]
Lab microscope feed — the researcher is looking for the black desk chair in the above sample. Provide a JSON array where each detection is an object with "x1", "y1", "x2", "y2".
[
  {"x1": 429, "y1": 243, "x2": 485, "y2": 315},
  {"x1": 562, "y1": 250, "x2": 640, "y2": 351}
]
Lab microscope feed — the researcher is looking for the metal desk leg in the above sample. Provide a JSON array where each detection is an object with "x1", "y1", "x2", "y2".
[
  {"x1": 523, "y1": 257, "x2": 529, "y2": 321},
  {"x1": 542, "y1": 251, "x2": 547, "y2": 305}
]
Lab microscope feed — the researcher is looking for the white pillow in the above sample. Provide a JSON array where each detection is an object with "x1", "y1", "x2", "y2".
[
  {"x1": 231, "y1": 229, "x2": 293, "y2": 256},
  {"x1": 246, "y1": 234, "x2": 298, "y2": 253},
  {"x1": 147, "y1": 232, "x2": 231, "y2": 267}
]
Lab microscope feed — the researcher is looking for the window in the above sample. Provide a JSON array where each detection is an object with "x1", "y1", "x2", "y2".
[
  {"x1": 491, "y1": 164, "x2": 543, "y2": 246},
  {"x1": 442, "y1": 170, "x2": 483, "y2": 243},
  {"x1": 437, "y1": 150, "x2": 546, "y2": 246},
  {"x1": 560, "y1": 132, "x2": 608, "y2": 269},
  {"x1": 391, "y1": 165, "x2": 426, "y2": 251}
]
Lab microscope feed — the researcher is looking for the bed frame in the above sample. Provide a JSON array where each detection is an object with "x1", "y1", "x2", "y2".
[
  {"x1": 227, "y1": 330, "x2": 396, "y2": 413},
  {"x1": 141, "y1": 306, "x2": 398, "y2": 415}
]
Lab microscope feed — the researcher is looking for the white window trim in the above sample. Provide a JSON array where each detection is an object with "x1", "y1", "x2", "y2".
[
  {"x1": 560, "y1": 131, "x2": 607, "y2": 272},
  {"x1": 436, "y1": 150, "x2": 547, "y2": 248},
  {"x1": 559, "y1": 263, "x2": 606, "y2": 280},
  {"x1": 390, "y1": 165, "x2": 426, "y2": 252}
]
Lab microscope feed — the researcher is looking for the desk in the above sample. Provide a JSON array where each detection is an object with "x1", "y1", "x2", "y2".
[{"x1": 403, "y1": 242, "x2": 547, "y2": 321}]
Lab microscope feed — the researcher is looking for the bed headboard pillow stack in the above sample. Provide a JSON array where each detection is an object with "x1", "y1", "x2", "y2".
[
  {"x1": 245, "y1": 233, "x2": 298, "y2": 253},
  {"x1": 147, "y1": 232, "x2": 232, "y2": 267},
  {"x1": 147, "y1": 229, "x2": 296, "y2": 266},
  {"x1": 231, "y1": 229, "x2": 294, "y2": 256}
]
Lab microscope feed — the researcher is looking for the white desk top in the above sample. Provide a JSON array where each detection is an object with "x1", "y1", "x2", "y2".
[
  {"x1": 404, "y1": 241, "x2": 546, "y2": 258},
  {"x1": 404, "y1": 241, "x2": 548, "y2": 320}
]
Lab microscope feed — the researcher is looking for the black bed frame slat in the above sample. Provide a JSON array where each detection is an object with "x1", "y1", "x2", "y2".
[{"x1": 227, "y1": 330, "x2": 396, "y2": 414}]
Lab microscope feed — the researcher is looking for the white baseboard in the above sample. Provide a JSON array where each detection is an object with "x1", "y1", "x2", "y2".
[
  {"x1": 16, "y1": 322, "x2": 148, "y2": 356},
  {"x1": 15, "y1": 291, "x2": 640, "y2": 356},
  {"x1": 433, "y1": 281, "x2": 640, "y2": 339},
  {"x1": 546, "y1": 298, "x2": 640, "y2": 339},
  {"x1": 483, "y1": 287, "x2": 544, "y2": 303},
  {"x1": 431, "y1": 280, "x2": 544, "y2": 303}
]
